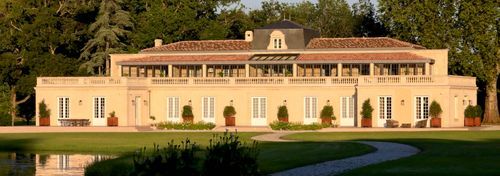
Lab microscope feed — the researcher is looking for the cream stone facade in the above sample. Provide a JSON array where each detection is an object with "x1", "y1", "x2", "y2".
[{"x1": 35, "y1": 20, "x2": 477, "y2": 127}]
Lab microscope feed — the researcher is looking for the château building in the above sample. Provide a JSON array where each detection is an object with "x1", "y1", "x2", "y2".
[{"x1": 35, "y1": 20, "x2": 477, "y2": 127}]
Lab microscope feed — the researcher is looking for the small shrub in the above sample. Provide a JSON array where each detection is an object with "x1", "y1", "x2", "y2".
[
  {"x1": 223, "y1": 106, "x2": 236, "y2": 117},
  {"x1": 203, "y1": 132, "x2": 259, "y2": 176},
  {"x1": 360, "y1": 99, "x2": 373, "y2": 119},
  {"x1": 429, "y1": 100, "x2": 443, "y2": 118},
  {"x1": 182, "y1": 105, "x2": 193, "y2": 117},
  {"x1": 269, "y1": 121, "x2": 329, "y2": 130},
  {"x1": 320, "y1": 105, "x2": 334, "y2": 119},
  {"x1": 474, "y1": 105, "x2": 483, "y2": 117},
  {"x1": 156, "y1": 121, "x2": 216, "y2": 130},
  {"x1": 109, "y1": 111, "x2": 116, "y2": 117},
  {"x1": 464, "y1": 105, "x2": 475, "y2": 118},
  {"x1": 130, "y1": 139, "x2": 199, "y2": 176},
  {"x1": 277, "y1": 105, "x2": 288, "y2": 119},
  {"x1": 38, "y1": 100, "x2": 50, "y2": 118}
]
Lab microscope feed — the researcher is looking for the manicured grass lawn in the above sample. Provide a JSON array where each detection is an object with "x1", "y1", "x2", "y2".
[
  {"x1": 285, "y1": 131, "x2": 500, "y2": 176},
  {"x1": 0, "y1": 132, "x2": 373, "y2": 174}
]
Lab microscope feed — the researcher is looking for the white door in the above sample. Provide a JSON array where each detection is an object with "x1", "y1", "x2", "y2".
[
  {"x1": 340, "y1": 96, "x2": 355, "y2": 126},
  {"x1": 57, "y1": 97, "x2": 70, "y2": 126},
  {"x1": 135, "y1": 96, "x2": 142, "y2": 126},
  {"x1": 251, "y1": 97, "x2": 267, "y2": 126},
  {"x1": 166, "y1": 97, "x2": 180, "y2": 123},
  {"x1": 414, "y1": 96, "x2": 429, "y2": 126},
  {"x1": 304, "y1": 97, "x2": 318, "y2": 124},
  {"x1": 202, "y1": 97, "x2": 215, "y2": 123},
  {"x1": 93, "y1": 97, "x2": 106, "y2": 126},
  {"x1": 378, "y1": 96, "x2": 392, "y2": 127}
]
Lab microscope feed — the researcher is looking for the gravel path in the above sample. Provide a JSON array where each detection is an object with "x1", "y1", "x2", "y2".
[{"x1": 251, "y1": 132, "x2": 420, "y2": 176}]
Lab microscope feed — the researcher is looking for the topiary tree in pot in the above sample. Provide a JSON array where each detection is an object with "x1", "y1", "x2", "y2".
[
  {"x1": 464, "y1": 105, "x2": 475, "y2": 127},
  {"x1": 107, "y1": 111, "x2": 118, "y2": 126},
  {"x1": 182, "y1": 105, "x2": 194, "y2": 123},
  {"x1": 360, "y1": 99, "x2": 373, "y2": 127},
  {"x1": 38, "y1": 100, "x2": 51, "y2": 126},
  {"x1": 223, "y1": 106, "x2": 236, "y2": 126},
  {"x1": 429, "y1": 100, "x2": 443, "y2": 128},
  {"x1": 320, "y1": 105, "x2": 334, "y2": 125},
  {"x1": 277, "y1": 105, "x2": 289, "y2": 122},
  {"x1": 474, "y1": 105, "x2": 483, "y2": 127}
]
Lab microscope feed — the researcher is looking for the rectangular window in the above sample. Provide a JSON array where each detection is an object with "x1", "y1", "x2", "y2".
[
  {"x1": 166, "y1": 97, "x2": 180, "y2": 119},
  {"x1": 202, "y1": 97, "x2": 215, "y2": 120},
  {"x1": 415, "y1": 96, "x2": 429, "y2": 120},
  {"x1": 93, "y1": 97, "x2": 105, "y2": 119},
  {"x1": 252, "y1": 97, "x2": 267, "y2": 119},
  {"x1": 340, "y1": 96, "x2": 354, "y2": 119},
  {"x1": 379, "y1": 96, "x2": 392, "y2": 120},
  {"x1": 58, "y1": 97, "x2": 69, "y2": 119},
  {"x1": 304, "y1": 97, "x2": 317, "y2": 119},
  {"x1": 249, "y1": 64, "x2": 292, "y2": 77},
  {"x1": 342, "y1": 64, "x2": 370, "y2": 76}
]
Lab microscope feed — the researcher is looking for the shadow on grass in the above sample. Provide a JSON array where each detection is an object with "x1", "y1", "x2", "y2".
[
  {"x1": 0, "y1": 138, "x2": 39, "y2": 152},
  {"x1": 85, "y1": 141, "x2": 375, "y2": 176}
]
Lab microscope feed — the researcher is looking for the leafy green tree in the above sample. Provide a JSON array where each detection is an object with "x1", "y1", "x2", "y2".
[
  {"x1": 80, "y1": 0, "x2": 133, "y2": 75},
  {"x1": 379, "y1": 0, "x2": 499, "y2": 123},
  {"x1": 352, "y1": 0, "x2": 386, "y2": 37},
  {"x1": 315, "y1": 0, "x2": 354, "y2": 37}
]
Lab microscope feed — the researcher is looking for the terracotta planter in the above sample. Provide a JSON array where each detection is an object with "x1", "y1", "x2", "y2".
[
  {"x1": 278, "y1": 117, "x2": 288, "y2": 123},
  {"x1": 361, "y1": 118, "x2": 372, "y2": 127},
  {"x1": 39, "y1": 117, "x2": 50, "y2": 126},
  {"x1": 321, "y1": 118, "x2": 332, "y2": 125},
  {"x1": 474, "y1": 117, "x2": 481, "y2": 127},
  {"x1": 464, "y1": 117, "x2": 474, "y2": 127},
  {"x1": 107, "y1": 117, "x2": 118, "y2": 126},
  {"x1": 430, "y1": 118, "x2": 441, "y2": 128},
  {"x1": 183, "y1": 116, "x2": 194, "y2": 123},
  {"x1": 225, "y1": 116, "x2": 235, "y2": 126}
]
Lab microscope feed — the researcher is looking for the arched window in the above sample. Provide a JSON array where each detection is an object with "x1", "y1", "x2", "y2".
[{"x1": 267, "y1": 30, "x2": 287, "y2": 50}]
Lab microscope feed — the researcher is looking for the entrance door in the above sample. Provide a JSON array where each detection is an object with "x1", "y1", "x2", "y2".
[
  {"x1": 202, "y1": 97, "x2": 215, "y2": 123},
  {"x1": 135, "y1": 96, "x2": 142, "y2": 126},
  {"x1": 340, "y1": 96, "x2": 355, "y2": 126},
  {"x1": 93, "y1": 97, "x2": 106, "y2": 126},
  {"x1": 414, "y1": 96, "x2": 429, "y2": 127},
  {"x1": 166, "y1": 97, "x2": 180, "y2": 123},
  {"x1": 304, "y1": 97, "x2": 318, "y2": 124},
  {"x1": 251, "y1": 97, "x2": 267, "y2": 126},
  {"x1": 378, "y1": 96, "x2": 392, "y2": 127}
]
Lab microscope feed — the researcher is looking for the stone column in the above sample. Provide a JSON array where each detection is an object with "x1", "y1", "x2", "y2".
[
  {"x1": 369, "y1": 63, "x2": 374, "y2": 76},
  {"x1": 292, "y1": 63, "x2": 298, "y2": 77},
  {"x1": 202, "y1": 64, "x2": 207, "y2": 77},
  {"x1": 425, "y1": 62, "x2": 430, "y2": 75},
  {"x1": 245, "y1": 64, "x2": 250, "y2": 77},
  {"x1": 337, "y1": 63, "x2": 342, "y2": 77},
  {"x1": 168, "y1": 65, "x2": 173, "y2": 77}
]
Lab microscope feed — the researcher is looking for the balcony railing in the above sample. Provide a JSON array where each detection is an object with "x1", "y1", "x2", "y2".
[{"x1": 37, "y1": 75, "x2": 476, "y2": 87}]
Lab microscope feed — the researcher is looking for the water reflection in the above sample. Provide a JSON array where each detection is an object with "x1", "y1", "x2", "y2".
[{"x1": 0, "y1": 152, "x2": 112, "y2": 176}]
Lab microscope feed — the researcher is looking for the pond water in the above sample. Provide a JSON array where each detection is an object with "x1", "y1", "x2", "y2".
[{"x1": 0, "y1": 152, "x2": 113, "y2": 176}]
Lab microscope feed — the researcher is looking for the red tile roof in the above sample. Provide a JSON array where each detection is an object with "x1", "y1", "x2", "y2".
[
  {"x1": 141, "y1": 40, "x2": 251, "y2": 52},
  {"x1": 306, "y1": 37, "x2": 426, "y2": 49},
  {"x1": 121, "y1": 55, "x2": 251, "y2": 64},
  {"x1": 298, "y1": 53, "x2": 428, "y2": 61}
]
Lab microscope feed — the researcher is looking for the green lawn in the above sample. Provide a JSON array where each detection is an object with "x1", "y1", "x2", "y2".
[
  {"x1": 284, "y1": 131, "x2": 500, "y2": 176},
  {"x1": 0, "y1": 132, "x2": 372, "y2": 174}
]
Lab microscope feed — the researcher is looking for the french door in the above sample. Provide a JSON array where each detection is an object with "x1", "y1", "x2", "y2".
[
  {"x1": 251, "y1": 97, "x2": 267, "y2": 126},
  {"x1": 202, "y1": 97, "x2": 215, "y2": 123},
  {"x1": 378, "y1": 96, "x2": 392, "y2": 127},
  {"x1": 304, "y1": 97, "x2": 318, "y2": 124},
  {"x1": 415, "y1": 96, "x2": 429, "y2": 126},
  {"x1": 340, "y1": 96, "x2": 355, "y2": 126},
  {"x1": 166, "y1": 97, "x2": 180, "y2": 123},
  {"x1": 93, "y1": 97, "x2": 106, "y2": 126}
]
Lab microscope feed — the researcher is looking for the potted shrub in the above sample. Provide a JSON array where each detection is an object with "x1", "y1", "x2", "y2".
[
  {"x1": 474, "y1": 105, "x2": 482, "y2": 127},
  {"x1": 149, "y1": 116, "x2": 156, "y2": 127},
  {"x1": 223, "y1": 105, "x2": 236, "y2": 126},
  {"x1": 464, "y1": 105, "x2": 475, "y2": 127},
  {"x1": 182, "y1": 105, "x2": 194, "y2": 123},
  {"x1": 107, "y1": 111, "x2": 118, "y2": 126},
  {"x1": 38, "y1": 100, "x2": 51, "y2": 126},
  {"x1": 277, "y1": 105, "x2": 289, "y2": 122},
  {"x1": 429, "y1": 100, "x2": 443, "y2": 128},
  {"x1": 360, "y1": 99, "x2": 374, "y2": 127},
  {"x1": 320, "y1": 105, "x2": 334, "y2": 125}
]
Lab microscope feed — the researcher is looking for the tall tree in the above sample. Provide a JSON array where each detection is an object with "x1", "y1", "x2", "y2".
[
  {"x1": 352, "y1": 0, "x2": 386, "y2": 37},
  {"x1": 379, "y1": 0, "x2": 499, "y2": 123},
  {"x1": 80, "y1": 0, "x2": 133, "y2": 75},
  {"x1": 315, "y1": 0, "x2": 354, "y2": 37}
]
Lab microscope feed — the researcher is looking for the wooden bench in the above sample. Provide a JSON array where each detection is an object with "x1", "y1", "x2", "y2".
[
  {"x1": 58, "y1": 119, "x2": 91, "y2": 126},
  {"x1": 386, "y1": 119, "x2": 399, "y2": 128},
  {"x1": 415, "y1": 119, "x2": 428, "y2": 128}
]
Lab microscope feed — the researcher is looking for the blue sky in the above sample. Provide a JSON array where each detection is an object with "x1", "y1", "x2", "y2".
[{"x1": 240, "y1": 0, "x2": 378, "y2": 10}]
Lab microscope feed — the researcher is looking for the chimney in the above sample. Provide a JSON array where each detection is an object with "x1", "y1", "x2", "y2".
[
  {"x1": 245, "y1": 31, "x2": 253, "y2": 42},
  {"x1": 154, "y1": 39, "x2": 163, "y2": 47}
]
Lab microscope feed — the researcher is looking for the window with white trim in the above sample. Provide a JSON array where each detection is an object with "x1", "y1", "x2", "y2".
[
  {"x1": 252, "y1": 97, "x2": 267, "y2": 119},
  {"x1": 379, "y1": 96, "x2": 392, "y2": 119},
  {"x1": 415, "y1": 96, "x2": 429, "y2": 120},
  {"x1": 93, "y1": 97, "x2": 105, "y2": 119},
  {"x1": 304, "y1": 97, "x2": 317, "y2": 119},
  {"x1": 58, "y1": 97, "x2": 69, "y2": 119},
  {"x1": 340, "y1": 96, "x2": 354, "y2": 119},
  {"x1": 166, "y1": 97, "x2": 180, "y2": 119},
  {"x1": 202, "y1": 97, "x2": 215, "y2": 119}
]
